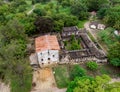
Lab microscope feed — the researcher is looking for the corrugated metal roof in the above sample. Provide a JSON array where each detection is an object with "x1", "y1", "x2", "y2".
[{"x1": 35, "y1": 35, "x2": 60, "y2": 52}]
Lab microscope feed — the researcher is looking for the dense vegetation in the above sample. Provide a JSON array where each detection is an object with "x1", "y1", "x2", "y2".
[
  {"x1": 0, "y1": 0, "x2": 120, "y2": 91},
  {"x1": 53, "y1": 64, "x2": 120, "y2": 89},
  {"x1": 64, "y1": 35, "x2": 82, "y2": 50},
  {"x1": 86, "y1": 61, "x2": 98, "y2": 70},
  {"x1": 67, "y1": 74, "x2": 120, "y2": 92}
]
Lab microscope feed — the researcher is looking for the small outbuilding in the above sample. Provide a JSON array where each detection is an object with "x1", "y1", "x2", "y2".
[
  {"x1": 114, "y1": 30, "x2": 120, "y2": 36},
  {"x1": 35, "y1": 35, "x2": 60, "y2": 65},
  {"x1": 90, "y1": 21, "x2": 105, "y2": 30}
]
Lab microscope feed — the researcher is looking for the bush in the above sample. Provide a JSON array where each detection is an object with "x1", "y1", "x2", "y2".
[
  {"x1": 87, "y1": 61, "x2": 98, "y2": 70},
  {"x1": 70, "y1": 65, "x2": 86, "y2": 80}
]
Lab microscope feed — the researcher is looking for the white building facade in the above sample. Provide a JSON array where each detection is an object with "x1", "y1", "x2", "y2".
[
  {"x1": 35, "y1": 35, "x2": 60, "y2": 65},
  {"x1": 37, "y1": 50, "x2": 59, "y2": 64}
]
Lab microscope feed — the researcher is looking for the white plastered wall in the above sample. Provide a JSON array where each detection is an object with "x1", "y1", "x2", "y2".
[{"x1": 37, "y1": 50, "x2": 59, "y2": 64}]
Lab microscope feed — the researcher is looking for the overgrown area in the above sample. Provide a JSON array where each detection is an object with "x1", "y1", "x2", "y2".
[
  {"x1": 53, "y1": 63, "x2": 120, "y2": 88},
  {"x1": 64, "y1": 35, "x2": 82, "y2": 50}
]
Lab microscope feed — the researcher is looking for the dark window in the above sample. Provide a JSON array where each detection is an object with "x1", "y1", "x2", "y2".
[
  {"x1": 48, "y1": 50, "x2": 50, "y2": 55},
  {"x1": 41, "y1": 59, "x2": 43, "y2": 61},
  {"x1": 53, "y1": 55, "x2": 55, "y2": 57},
  {"x1": 48, "y1": 58, "x2": 50, "y2": 60}
]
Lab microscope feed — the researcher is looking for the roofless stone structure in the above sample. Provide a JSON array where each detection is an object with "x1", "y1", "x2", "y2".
[{"x1": 60, "y1": 26, "x2": 107, "y2": 63}]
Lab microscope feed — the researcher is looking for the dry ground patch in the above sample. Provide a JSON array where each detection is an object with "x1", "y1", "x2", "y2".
[{"x1": 31, "y1": 68, "x2": 66, "y2": 92}]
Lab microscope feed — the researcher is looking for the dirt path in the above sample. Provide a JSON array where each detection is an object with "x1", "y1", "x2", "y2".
[
  {"x1": 27, "y1": 5, "x2": 35, "y2": 15},
  {"x1": 31, "y1": 68, "x2": 66, "y2": 92},
  {"x1": 0, "y1": 82, "x2": 10, "y2": 92}
]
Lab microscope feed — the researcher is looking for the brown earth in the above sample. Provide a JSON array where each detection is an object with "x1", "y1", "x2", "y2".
[{"x1": 31, "y1": 68, "x2": 66, "y2": 92}]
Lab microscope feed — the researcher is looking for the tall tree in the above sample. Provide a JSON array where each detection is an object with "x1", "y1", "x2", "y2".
[
  {"x1": 103, "y1": 6, "x2": 120, "y2": 30},
  {"x1": 34, "y1": 16, "x2": 54, "y2": 33},
  {"x1": 71, "y1": 1, "x2": 89, "y2": 20},
  {"x1": 108, "y1": 42, "x2": 120, "y2": 66},
  {"x1": 87, "y1": 0, "x2": 109, "y2": 11},
  {"x1": 0, "y1": 19, "x2": 27, "y2": 44}
]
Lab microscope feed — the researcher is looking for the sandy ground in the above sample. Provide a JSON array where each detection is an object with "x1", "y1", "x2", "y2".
[
  {"x1": 110, "y1": 78, "x2": 120, "y2": 83},
  {"x1": 31, "y1": 68, "x2": 66, "y2": 92},
  {"x1": 0, "y1": 82, "x2": 10, "y2": 92}
]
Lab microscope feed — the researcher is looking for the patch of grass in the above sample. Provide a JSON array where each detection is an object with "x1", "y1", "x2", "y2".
[
  {"x1": 53, "y1": 65, "x2": 70, "y2": 88},
  {"x1": 100, "y1": 66, "x2": 110, "y2": 75},
  {"x1": 77, "y1": 20, "x2": 87, "y2": 28},
  {"x1": 87, "y1": 31, "x2": 96, "y2": 42}
]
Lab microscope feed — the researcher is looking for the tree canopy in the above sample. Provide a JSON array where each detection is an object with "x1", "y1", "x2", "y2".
[
  {"x1": 103, "y1": 6, "x2": 120, "y2": 30},
  {"x1": 108, "y1": 42, "x2": 120, "y2": 66},
  {"x1": 67, "y1": 75, "x2": 120, "y2": 92}
]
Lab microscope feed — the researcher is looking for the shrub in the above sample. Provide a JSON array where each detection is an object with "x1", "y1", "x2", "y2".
[
  {"x1": 70, "y1": 65, "x2": 86, "y2": 80},
  {"x1": 87, "y1": 61, "x2": 98, "y2": 70}
]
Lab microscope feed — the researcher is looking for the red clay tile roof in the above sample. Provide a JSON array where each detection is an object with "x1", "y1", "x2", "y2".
[{"x1": 35, "y1": 35, "x2": 60, "y2": 52}]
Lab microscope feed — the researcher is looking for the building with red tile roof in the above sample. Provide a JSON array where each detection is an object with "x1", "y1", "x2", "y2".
[{"x1": 35, "y1": 35, "x2": 60, "y2": 65}]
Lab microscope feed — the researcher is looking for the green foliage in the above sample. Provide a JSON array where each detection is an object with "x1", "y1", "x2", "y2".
[
  {"x1": 67, "y1": 75, "x2": 113, "y2": 92},
  {"x1": 87, "y1": 61, "x2": 98, "y2": 70},
  {"x1": 33, "y1": 8, "x2": 46, "y2": 16},
  {"x1": 67, "y1": 76, "x2": 94, "y2": 92},
  {"x1": 97, "y1": 7, "x2": 109, "y2": 19},
  {"x1": 66, "y1": 35, "x2": 81, "y2": 50},
  {"x1": 53, "y1": 65, "x2": 70, "y2": 88},
  {"x1": 100, "y1": 66, "x2": 110, "y2": 75},
  {"x1": 0, "y1": 19, "x2": 27, "y2": 44},
  {"x1": 105, "y1": 82, "x2": 120, "y2": 92},
  {"x1": 52, "y1": 13, "x2": 78, "y2": 32},
  {"x1": 108, "y1": 42, "x2": 120, "y2": 66},
  {"x1": 103, "y1": 6, "x2": 120, "y2": 30},
  {"x1": 33, "y1": 0, "x2": 50, "y2": 3},
  {"x1": 70, "y1": 65, "x2": 86, "y2": 80},
  {"x1": 87, "y1": 0, "x2": 109, "y2": 11},
  {"x1": 0, "y1": 18, "x2": 32, "y2": 92},
  {"x1": 10, "y1": 59, "x2": 32, "y2": 92},
  {"x1": 53, "y1": 20, "x2": 64, "y2": 32},
  {"x1": 71, "y1": 1, "x2": 89, "y2": 20},
  {"x1": 77, "y1": 20, "x2": 87, "y2": 28},
  {"x1": 97, "y1": 27, "x2": 117, "y2": 47},
  {"x1": 11, "y1": 74, "x2": 32, "y2": 92},
  {"x1": 34, "y1": 16, "x2": 54, "y2": 33}
]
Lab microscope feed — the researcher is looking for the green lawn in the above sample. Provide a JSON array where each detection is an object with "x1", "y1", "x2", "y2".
[
  {"x1": 77, "y1": 20, "x2": 87, "y2": 28},
  {"x1": 53, "y1": 65, "x2": 70, "y2": 88},
  {"x1": 87, "y1": 31, "x2": 96, "y2": 42}
]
